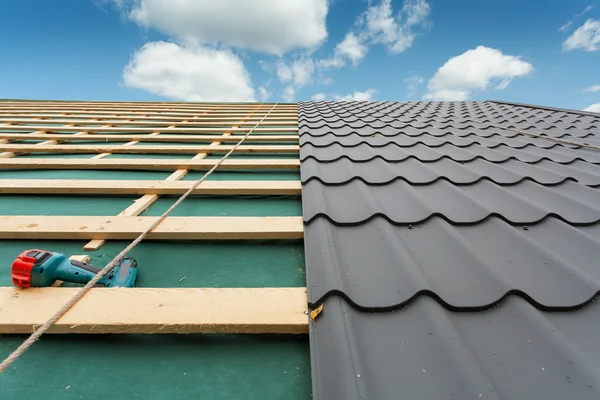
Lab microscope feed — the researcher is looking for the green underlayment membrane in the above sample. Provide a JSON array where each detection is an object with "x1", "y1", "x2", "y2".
[{"x1": 0, "y1": 166, "x2": 311, "y2": 399}]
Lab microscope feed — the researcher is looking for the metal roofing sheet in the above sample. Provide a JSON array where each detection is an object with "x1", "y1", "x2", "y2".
[
  {"x1": 300, "y1": 158, "x2": 600, "y2": 187},
  {"x1": 310, "y1": 296, "x2": 600, "y2": 400},
  {"x1": 305, "y1": 217, "x2": 600, "y2": 309},
  {"x1": 302, "y1": 180, "x2": 600, "y2": 225},
  {"x1": 299, "y1": 100, "x2": 600, "y2": 400}
]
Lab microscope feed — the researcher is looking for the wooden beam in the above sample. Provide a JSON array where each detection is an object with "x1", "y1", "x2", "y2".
[
  {"x1": 0, "y1": 102, "x2": 296, "y2": 108},
  {"x1": 0, "y1": 179, "x2": 301, "y2": 195},
  {"x1": 0, "y1": 114, "x2": 297, "y2": 122},
  {"x1": 0, "y1": 106, "x2": 296, "y2": 114},
  {"x1": 0, "y1": 125, "x2": 297, "y2": 133},
  {"x1": 0, "y1": 133, "x2": 299, "y2": 143},
  {"x1": 0, "y1": 144, "x2": 300, "y2": 154},
  {"x1": 0, "y1": 216, "x2": 304, "y2": 240},
  {"x1": 0, "y1": 118, "x2": 298, "y2": 127},
  {"x1": 83, "y1": 108, "x2": 266, "y2": 251},
  {"x1": 0, "y1": 287, "x2": 308, "y2": 334},
  {"x1": 0, "y1": 111, "x2": 297, "y2": 119},
  {"x1": 84, "y1": 120, "x2": 201, "y2": 249},
  {"x1": 0, "y1": 158, "x2": 300, "y2": 170}
]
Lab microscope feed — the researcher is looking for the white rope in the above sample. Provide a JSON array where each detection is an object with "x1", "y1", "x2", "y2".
[{"x1": 0, "y1": 102, "x2": 281, "y2": 373}]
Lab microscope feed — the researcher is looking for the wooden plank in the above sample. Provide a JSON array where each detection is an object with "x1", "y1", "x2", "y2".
[
  {"x1": 0, "y1": 216, "x2": 304, "y2": 240},
  {"x1": 0, "y1": 179, "x2": 302, "y2": 195},
  {"x1": 84, "y1": 120, "x2": 200, "y2": 249},
  {"x1": 0, "y1": 118, "x2": 298, "y2": 127},
  {"x1": 91, "y1": 130, "x2": 163, "y2": 160},
  {"x1": 0, "y1": 124, "x2": 297, "y2": 133},
  {"x1": 0, "y1": 133, "x2": 299, "y2": 143},
  {"x1": 0, "y1": 111, "x2": 297, "y2": 118},
  {"x1": 0, "y1": 115, "x2": 297, "y2": 122},
  {"x1": 0, "y1": 158, "x2": 300, "y2": 170},
  {"x1": 0, "y1": 287, "x2": 308, "y2": 334},
  {"x1": 0, "y1": 106, "x2": 296, "y2": 114},
  {"x1": 0, "y1": 102, "x2": 296, "y2": 109},
  {"x1": 83, "y1": 107, "x2": 247, "y2": 251},
  {"x1": 0, "y1": 102, "x2": 295, "y2": 108},
  {"x1": 0, "y1": 144, "x2": 300, "y2": 154}
]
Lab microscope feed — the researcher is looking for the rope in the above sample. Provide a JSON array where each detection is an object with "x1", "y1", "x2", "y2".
[{"x1": 0, "y1": 102, "x2": 280, "y2": 374}]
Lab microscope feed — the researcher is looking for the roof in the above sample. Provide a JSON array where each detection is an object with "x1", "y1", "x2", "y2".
[
  {"x1": 299, "y1": 100, "x2": 600, "y2": 399},
  {"x1": 0, "y1": 100, "x2": 309, "y2": 399}
]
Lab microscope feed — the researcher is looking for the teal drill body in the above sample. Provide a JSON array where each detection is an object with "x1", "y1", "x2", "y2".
[{"x1": 12, "y1": 250, "x2": 138, "y2": 288}]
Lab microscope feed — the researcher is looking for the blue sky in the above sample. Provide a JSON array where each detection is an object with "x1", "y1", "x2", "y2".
[{"x1": 0, "y1": 0, "x2": 599, "y2": 111}]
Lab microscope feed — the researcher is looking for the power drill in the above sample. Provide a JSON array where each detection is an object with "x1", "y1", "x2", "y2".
[{"x1": 12, "y1": 249, "x2": 138, "y2": 288}]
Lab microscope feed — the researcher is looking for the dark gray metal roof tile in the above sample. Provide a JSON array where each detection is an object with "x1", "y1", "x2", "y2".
[
  {"x1": 299, "y1": 157, "x2": 600, "y2": 186},
  {"x1": 302, "y1": 180, "x2": 600, "y2": 225},
  {"x1": 305, "y1": 217, "x2": 600, "y2": 309},
  {"x1": 298, "y1": 100, "x2": 600, "y2": 400},
  {"x1": 300, "y1": 141, "x2": 600, "y2": 163},
  {"x1": 310, "y1": 297, "x2": 600, "y2": 400}
]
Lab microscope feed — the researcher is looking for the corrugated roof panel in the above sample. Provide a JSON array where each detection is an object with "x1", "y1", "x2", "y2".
[
  {"x1": 305, "y1": 217, "x2": 600, "y2": 309},
  {"x1": 300, "y1": 157, "x2": 600, "y2": 187},
  {"x1": 299, "y1": 100, "x2": 600, "y2": 400},
  {"x1": 310, "y1": 297, "x2": 600, "y2": 400},
  {"x1": 302, "y1": 180, "x2": 600, "y2": 225}
]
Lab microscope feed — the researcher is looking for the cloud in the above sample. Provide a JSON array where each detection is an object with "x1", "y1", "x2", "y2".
[
  {"x1": 309, "y1": 89, "x2": 377, "y2": 101},
  {"x1": 282, "y1": 86, "x2": 295, "y2": 102},
  {"x1": 318, "y1": 33, "x2": 367, "y2": 69},
  {"x1": 258, "y1": 86, "x2": 270, "y2": 101},
  {"x1": 424, "y1": 46, "x2": 533, "y2": 101},
  {"x1": 563, "y1": 19, "x2": 600, "y2": 51},
  {"x1": 585, "y1": 85, "x2": 600, "y2": 92},
  {"x1": 318, "y1": 0, "x2": 430, "y2": 72},
  {"x1": 290, "y1": 58, "x2": 315, "y2": 87},
  {"x1": 118, "y1": 0, "x2": 328, "y2": 55},
  {"x1": 122, "y1": 41, "x2": 255, "y2": 101},
  {"x1": 276, "y1": 62, "x2": 293, "y2": 83},
  {"x1": 404, "y1": 75, "x2": 424, "y2": 97},
  {"x1": 333, "y1": 89, "x2": 377, "y2": 101},
  {"x1": 275, "y1": 58, "x2": 315, "y2": 88},
  {"x1": 584, "y1": 103, "x2": 600, "y2": 112},
  {"x1": 359, "y1": 0, "x2": 431, "y2": 54},
  {"x1": 335, "y1": 33, "x2": 368, "y2": 65},
  {"x1": 559, "y1": 5, "x2": 594, "y2": 32}
]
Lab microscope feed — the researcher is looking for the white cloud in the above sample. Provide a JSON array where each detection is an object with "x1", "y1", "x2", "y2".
[
  {"x1": 282, "y1": 86, "x2": 295, "y2": 102},
  {"x1": 258, "y1": 86, "x2": 271, "y2": 101},
  {"x1": 404, "y1": 75, "x2": 424, "y2": 97},
  {"x1": 584, "y1": 103, "x2": 600, "y2": 112},
  {"x1": 335, "y1": 32, "x2": 368, "y2": 65},
  {"x1": 291, "y1": 58, "x2": 315, "y2": 86},
  {"x1": 274, "y1": 58, "x2": 315, "y2": 88},
  {"x1": 119, "y1": 0, "x2": 328, "y2": 55},
  {"x1": 559, "y1": 5, "x2": 594, "y2": 32},
  {"x1": 424, "y1": 46, "x2": 533, "y2": 101},
  {"x1": 310, "y1": 89, "x2": 377, "y2": 102},
  {"x1": 318, "y1": 57, "x2": 345, "y2": 68},
  {"x1": 122, "y1": 41, "x2": 255, "y2": 101},
  {"x1": 333, "y1": 89, "x2": 377, "y2": 101},
  {"x1": 317, "y1": 0, "x2": 430, "y2": 72},
  {"x1": 359, "y1": 0, "x2": 431, "y2": 54},
  {"x1": 424, "y1": 89, "x2": 469, "y2": 101},
  {"x1": 276, "y1": 62, "x2": 293, "y2": 83},
  {"x1": 563, "y1": 19, "x2": 600, "y2": 51},
  {"x1": 585, "y1": 85, "x2": 600, "y2": 92},
  {"x1": 258, "y1": 60, "x2": 273, "y2": 74}
]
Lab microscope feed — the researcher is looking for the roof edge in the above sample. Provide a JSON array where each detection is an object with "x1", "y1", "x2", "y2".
[{"x1": 488, "y1": 100, "x2": 599, "y2": 118}]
